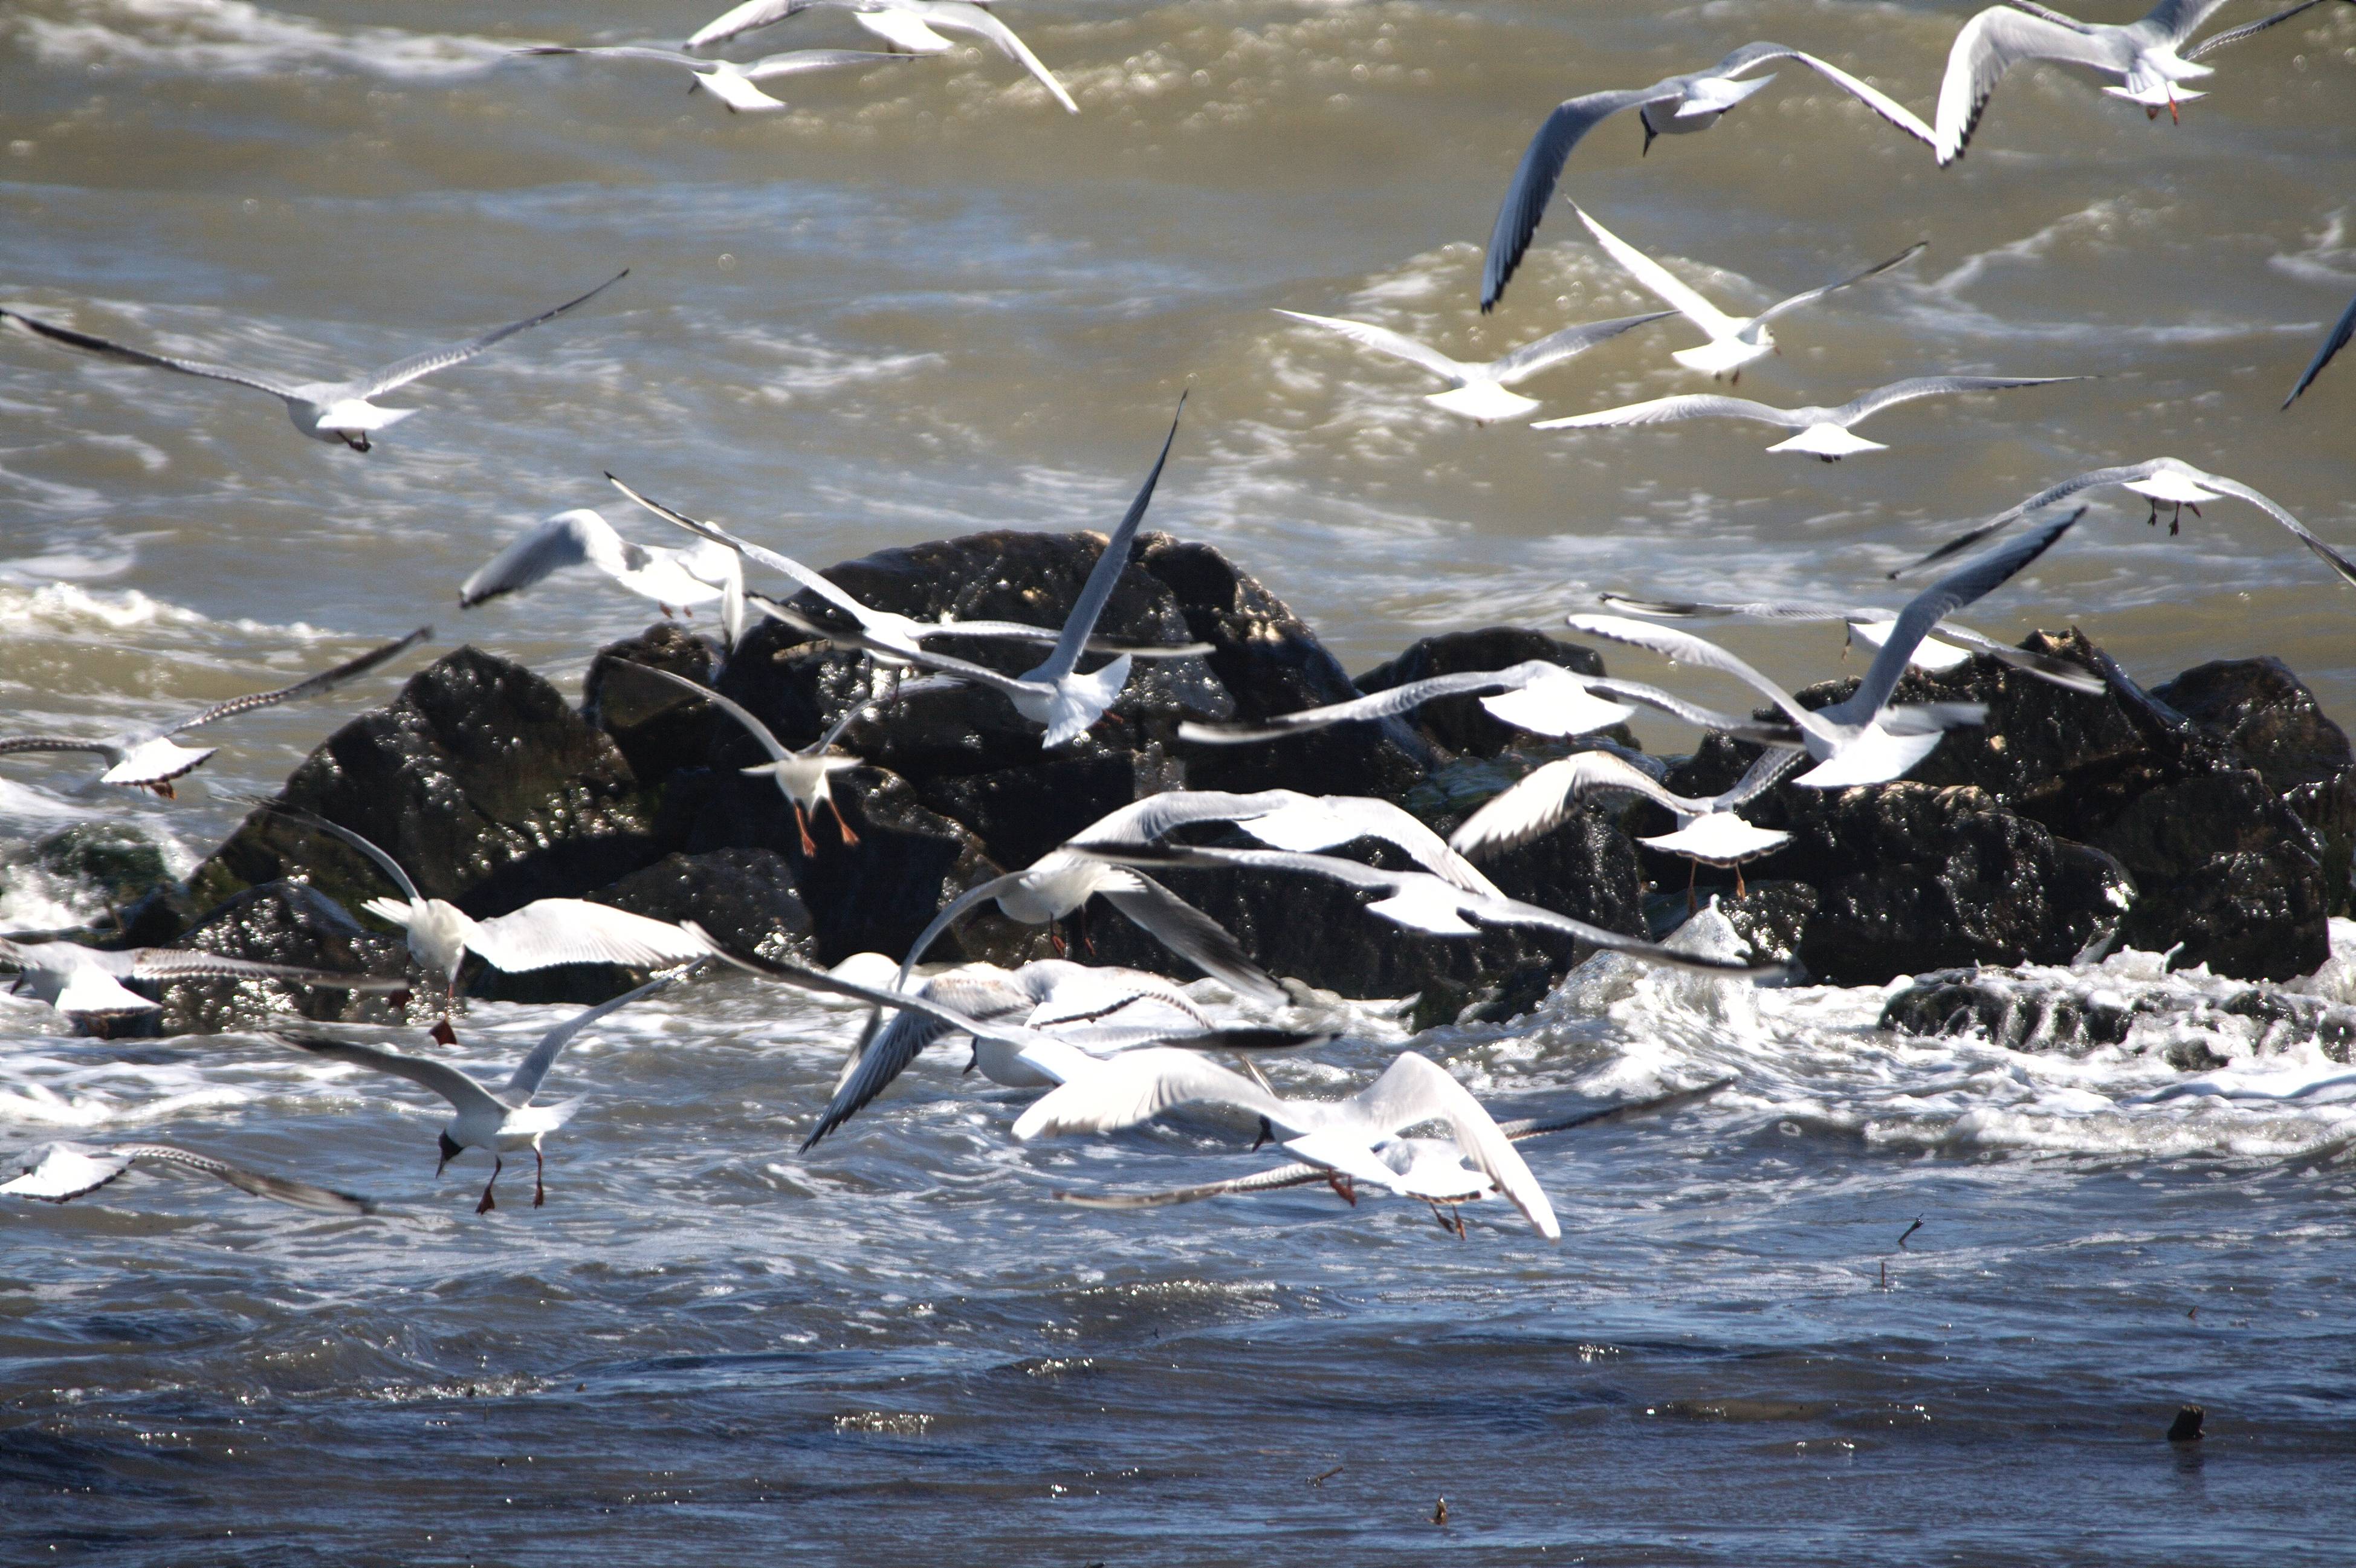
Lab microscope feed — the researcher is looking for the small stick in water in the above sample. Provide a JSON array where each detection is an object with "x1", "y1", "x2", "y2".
[
  {"x1": 1898, "y1": 1217, "x2": 1924, "y2": 1250},
  {"x1": 1309, "y1": 1465, "x2": 1344, "y2": 1487}
]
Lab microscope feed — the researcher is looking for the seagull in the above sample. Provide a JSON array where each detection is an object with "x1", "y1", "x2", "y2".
[
  {"x1": 459, "y1": 509, "x2": 746, "y2": 647},
  {"x1": 1448, "y1": 747, "x2": 1802, "y2": 902},
  {"x1": 2285, "y1": 285, "x2": 2355, "y2": 409},
  {"x1": 259, "y1": 809, "x2": 712, "y2": 1037},
  {"x1": 1052, "y1": 1078, "x2": 1733, "y2": 1233},
  {"x1": 1596, "y1": 593, "x2": 2107, "y2": 693},
  {"x1": 280, "y1": 971, "x2": 687, "y2": 1214},
  {"x1": 1891, "y1": 456, "x2": 2356, "y2": 588},
  {"x1": 0, "y1": 628, "x2": 429, "y2": 798},
  {"x1": 1, "y1": 935, "x2": 409, "y2": 1021},
  {"x1": 516, "y1": 44, "x2": 915, "y2": 114},
  {"x1": 1272, "y1": 306, "x2": 1672, "y2": 422},
  {"x1": 1930, "y1": 0, "x2": 2349, "y2": 164},
  {"x1": 1480, "y1": 42, "x2": 1934, "y2": 311},
  {"x1": 730, "y1": 398, "x2": 1186, "y2": 747},
  {"x1": 0, "y1": 273, "x2": 626, "y2": 451},
  {"x1": 1074, "y1": 842, "x2": 1791, "y2": 979},
  {"x1": 1013, "y1": 1048, "x2": 1563, "y2": 1239},
  {"x1": 606, "y1": 473, "x2": 1209, "y2": 664},
  {"x1": 3, "y1": 1142, "x2": 377, "y2": 1216},
  {"x1": 1532, "y1": 374, "x2": 2085, "y2": 459},
  {"x1": 612, "y1": 662, "x2": 879, "y2": 855},
  {"x1": 685, "y1": 0, "x2": 1078, "y2": 114},
  {"x1": 1178, "y1": 660, "x2": 1637, "y2": 746},
  {"x1": 685, "y1": 930, "x2": 1332, "y2": 1146},
  {"x1": 1572, "y1": 205, "x2": 1925, "y2": 381},
  {"x1": 1563, "y1": 508, "x2": 2085, "y2": 789}
]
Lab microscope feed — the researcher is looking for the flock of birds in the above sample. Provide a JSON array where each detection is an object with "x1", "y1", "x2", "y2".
[{"x1": 1, "y1": 0, "x2": 2351, "y2": 1239}]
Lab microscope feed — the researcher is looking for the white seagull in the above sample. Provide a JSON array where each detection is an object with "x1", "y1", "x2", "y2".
[
  {"x1": 1273, "y1": 306, "x2": 1672, "y2": 422},
  {"x1": 460, "y1": 508, "x2": 746, "y2": 647},
  {"x1": 1481, "y1": 42, "x2": 1934, "y2": 311},
  {"x1": 3, "y1": 1142, "x2": 377, "y2": 1216},
  {"x1": 1532, "y1": 374, "x2": 2085, "y2": 459},
  {"x1": 1, "y1": 935, "x2": 409, "y2": 1021},
  {"x1": 516, "y1": 44, "x2": 914, "y2": 114},
  {"x1": 281, "y1": 971, "x2": 687, "y2": 1213},
  {"x1": 1053, "y1": 1078, "x2": 1733, "y2": 1234},
  {"x1": 1013, "y1": 1048, "x2": 1563, "y2": 1239},
  {"x1": 1563, "y1": 508, "x2": 2085, "y2": 789},
  {"x1": 1573, "y1": 205, "x2": 1925, "y2": 381},
  {"x1": 614, "y1": 662, "x2": 879, "y2": 855},
  {"x1": 1449, "y1": 747, "x2": 1802, "y2": 901},
  {"x1": 1075, "y1": 842, "x2": 1790, "y2": 979},
  {"x1": 1596, "y1": 592, "x2": 2107, "y2": 693},
  {"x1": 0, "y1": 273, "x2": 626, "y2": 450},
  {"x1": 608, "y1": 473, "x2": 1209, "y2": 665},
  {"x1": 735, "y1": 398, "x2": 1186, "y2": 747},
  {"x1": 261, "y1": 809, "x2": 713, "y2": 1035},
  {"x1": 1177, "y1": 660, "x2": 1637, "y2": 746},
  {"x1": 1893, "y1": 456, "x2": 2356, "y2": 589},
  {"x1": 0, "y1": 628, "x2": 430, "y2": 798},
  {"x1": 685, "y1": 0, "x2": 1078, "y2": 113}
]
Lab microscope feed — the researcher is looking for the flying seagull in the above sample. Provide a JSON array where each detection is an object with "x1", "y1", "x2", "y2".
[
  {"x1": 0, "y1": 628, "x2": 430, "y2": 797},
  {"x1": 737, "y1": 397, "x2": 1187, "y2": 747},
  {"x1": 1481, "y1": 42, "x2": 1934, "y2": 311},
  {"x1": 259, "y1": 808, "x2": 712, "y2": 1035},
  {"x1": 459, "y1": 508, "x2": 745, "y2": 643},
  {"x1": 2284, "y1": 285, "x2": 2355, "y2": 409},
  {"x1": 1273, "y1": 306, "x2": 1672, "y2": 421},
  {"x1": 3, "y1": 1142, "x2": 377, "y2": 1216},
  {"x1": 1178, "y1": 659, "x2": 1637, "y2": 746},
  {"x1": 1573, "y1": 204, "x2": 1924, "y2": 381},
  {"x1": 1, "y1": 934, "x2": 409, "y2": 1021},
  {"x1": 1564, "y1": 508, "x2": 2086, "y2": 789},
  {"x1": 1013, "y1": 1048, "x2": 1564, "y2": 1239},
  {"x1": 516, "y1": 45, "x2": 914, "y2": 113},
  {"x1": 0, "y1": 273, "x2": 627, "y2": 450},
  {"x1": 1930, "y1": 0, "x2": 2349, "y2": 164},
  {"x1": 1532, "y1": 375, "x2": 2085, "y2": 459},
  {"x1": 685, "y1": 0, "x2": 1078, "y2": 113},
  {"x1": 612, "y1": 662, "x2": 879, "y2": 854},
  {"x1": 1891, "y1": 456, "x2": 2356, "y2": 588},
  {"x1": 281, "y1": 971, "x2": 688, "y2": 1213},
  {"x1": 1052, "y1": 1078, "x2": 1734, "y2": 1233},
  {"x1": 607, "y1": 473, "x2": 1209, "y2": 663}
]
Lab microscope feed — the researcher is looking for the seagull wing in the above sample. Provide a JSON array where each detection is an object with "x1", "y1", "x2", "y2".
[
  {"x1": 1598, "y1": 591, "x2": 1864, "y2": 624},
  {"x1": 280, "y1": 1032, "x2": 509, "y2": 1118},
  {"x1": 1176, "y1": 663, "x2": 1550, "y2": 743},
  {"x1": 920, "y1": 2, "x2": 1078, "y2": 112},
  {"x1": 2189, "y1": 0, "x2": 2346, "y2": 59},
  {"x1": 460, "y1": 510, "x2": 652, "y2": 607},
  {"x1": 1450, "y1": 751, "x2": 1702, "y2": 858},
  {"x1": 465, "y1": 900, "x2": 713, "y2": 974},
  {"x1": 895, "y1": 870, "x2": 1033, "y2": 989},
  {"x1": 1480, "y1": 87, "x2": 1661, "y2": 313},
  {"x1": 1843, "y1": 507, "x2": 2084, "y2": 720},
  {"x1": 1927, "y1": 625, "x2": 2107, "y2": 693},
  {"x1": 0, "y1": 307, "x2": 304, "y2": 400},
  {"x1": 742, "y1": 47, "x2": 919, "y2": 79},
  {"x1": 1487, "y1": 311, "x2": 1675, "y2": 384},
  {"x1": 1053, "y1": 1159, "x2": 1341, "y2": 1208},
  {"x1": 1562, "y1": 614, "x2": 1822, "y2": 730},
  {"x1": 1348, "y1": 1052, "x2": 1557, "y2": 1238},
  {"x1": 1273, "y1": 309, "x2": 1468, "y2": 384},
  {"x1": 1713, "y1": 42, "x2": 1935, "y2": 143},
  {"x1": 2187, "y1": 468, "x2": 2356, "y2": 588},
  {"x1": 1095, "y1": 872, "x2": 1285, "y2": 1004},
  {"x1": 612, "y1": 662, "x2": 791, "y2": 763},
  {"x1": 1571, "y1": 204, "x2": 1742, "y2": 338},
  {"x1": 1934, "y1": 5, "x2": 2123, "y2": 163},
  {"x1": 0, "y1": 737, "x2": 117, "y2": 760},
  {"x1": 806, "y1": 1003, "x2": 966, "y2": 1150},
  {"x1": 355, "y1": 271, "x2": 628, "y2": 397},
  {"x1": 2146, "y1": 0, "x2": 2243, "y2": 45},
  {"x1": 125, "y1": 948, "x2": 409, "y2": 991},
  {"x1": 1752, "y1": 241, "x2": 1927, "y2": 328},
  {"x1": 518, "y1": 44, "x2": 705, "y2": 67},
  {"x1": 256, "y1": 805, "x2": 426, "y2": 904},
  {"x1": 2285, "y1": 285, "x2": 2356, "y2": 409},
  {"x1": 605, "y1": 474, "x2": 888, "y2": 631},
  {"x1": 1497, "y1": 1076, "x2": 1736, "y2": 1139},
  {"x1": 1037, "y1": 395, "x2": 1183, "y2": 684},
  {"x1": 1587, "y1": 677, "x2": 1805, "y2": 746},
  {"x1": 687, "y1": 0, "x2": 807, "y2": 48},
  {"x1": 1532, "y1": 393, "x2": 1808, "y2": 431},
  {"x1": 170, "y1": 627, "x2": 429, "y2": 733},
  {"x1": 114, "y1": 1143, "x2": 376, "y2": 1215},
  {"x1": 1, "y1": 1144, "x2": 135, "y2": 1203},
  {"x1": 1069, "y1": 788, "x2": 1299, "y2": 846},
  {"x1": 1240, "y1": 794, "x2": 1503, "y2": 896},
  {"x1": 1838, "y1": 374, "x2": 2086, "y2": 426},
  {"x1": 1891, "y1": 461, "x2": 2152, "y2": 577},
  {"x1": 505, "y1": 968, "x2": 688, "y2": 1103},
  {"x1": 1009, "y1": 1046, "x2": 1292, "y2": 1139}
]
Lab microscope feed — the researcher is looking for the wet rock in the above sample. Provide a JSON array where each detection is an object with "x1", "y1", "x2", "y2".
[
  {"x1": 1880, "y1": 967, "x2": 2356, "y2": 1062},
  {"x1": 1710, "y1": 881, "x2": 1820, "y2": 968},
  {"x1": 25, "y1": 823, "x2": 173, "y2": 905},
  {"x1": 1406, "y1": 959, "x2": 1562, "y2": 1032},
  {"x1": 159, "y1": 880, "x2": 427, "y2": 1032},
  {"x1": 1879, "y1": 967, "x2": 2142, "y2": 1052},
  {"x1": 583, "y1": 621, "x2": 719, "y2": 793},
  {"x1": 1354, "y1": 626, "x2": 1610, "y2": 757},
  {"x1": 2155, "y1": 656, "x2": 2356, "y2": 909},
  {"x1": 187, "y1": 646, "x2": 665, "y2": 921},
  {"x1": 588, "y1": 847, "x2": 813, "y2": 964}
]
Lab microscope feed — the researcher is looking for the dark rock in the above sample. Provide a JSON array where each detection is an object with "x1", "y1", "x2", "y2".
[
  {"x1": 187, "y1": 646, "x2": 666, "y2": 921},
  {"x1": 1355, "y1": 626, "x2": 1610, "y2": 757},
  {"x1": 2167, "y1": 1406, "x2": 2204, "y2": 1444},
  {"x1": 1879, "y1": 968, "x2": 2142, "y2": 1052},
  {"x1": 159, "y1": 881, "x2": 427, "y2": 1032},
  {"x1": 2091, "y1": 768, "x2": 2328, "y2": 978},
  {"x1": 589, "y1": 847, "x2": 814, "y2": 964},
  {"x1": 583, "y1": 622, "x2": 719, "y2": 793},
  {"x1": 1880, "y1": 968, "x2": 2356, "y2": 1062},
  {"x1": 1712, "y1": 881, "x2": 1820, "y2": 968},
  {"x1": 1406, "y1": 959, "x2": 1564, "y2": 1032},
  {"x1": 25, "y1": 823, "x2": 172, "y2": 905}
]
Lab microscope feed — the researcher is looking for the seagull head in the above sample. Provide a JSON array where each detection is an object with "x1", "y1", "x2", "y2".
[{"x1": 436, "y1": 1129, "x2": 464, "y2": 1174}]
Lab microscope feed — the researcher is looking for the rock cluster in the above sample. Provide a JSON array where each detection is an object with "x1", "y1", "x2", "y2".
[{"x1": 16, "y1": 533, "x2": 2351, "y2": 1032}]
